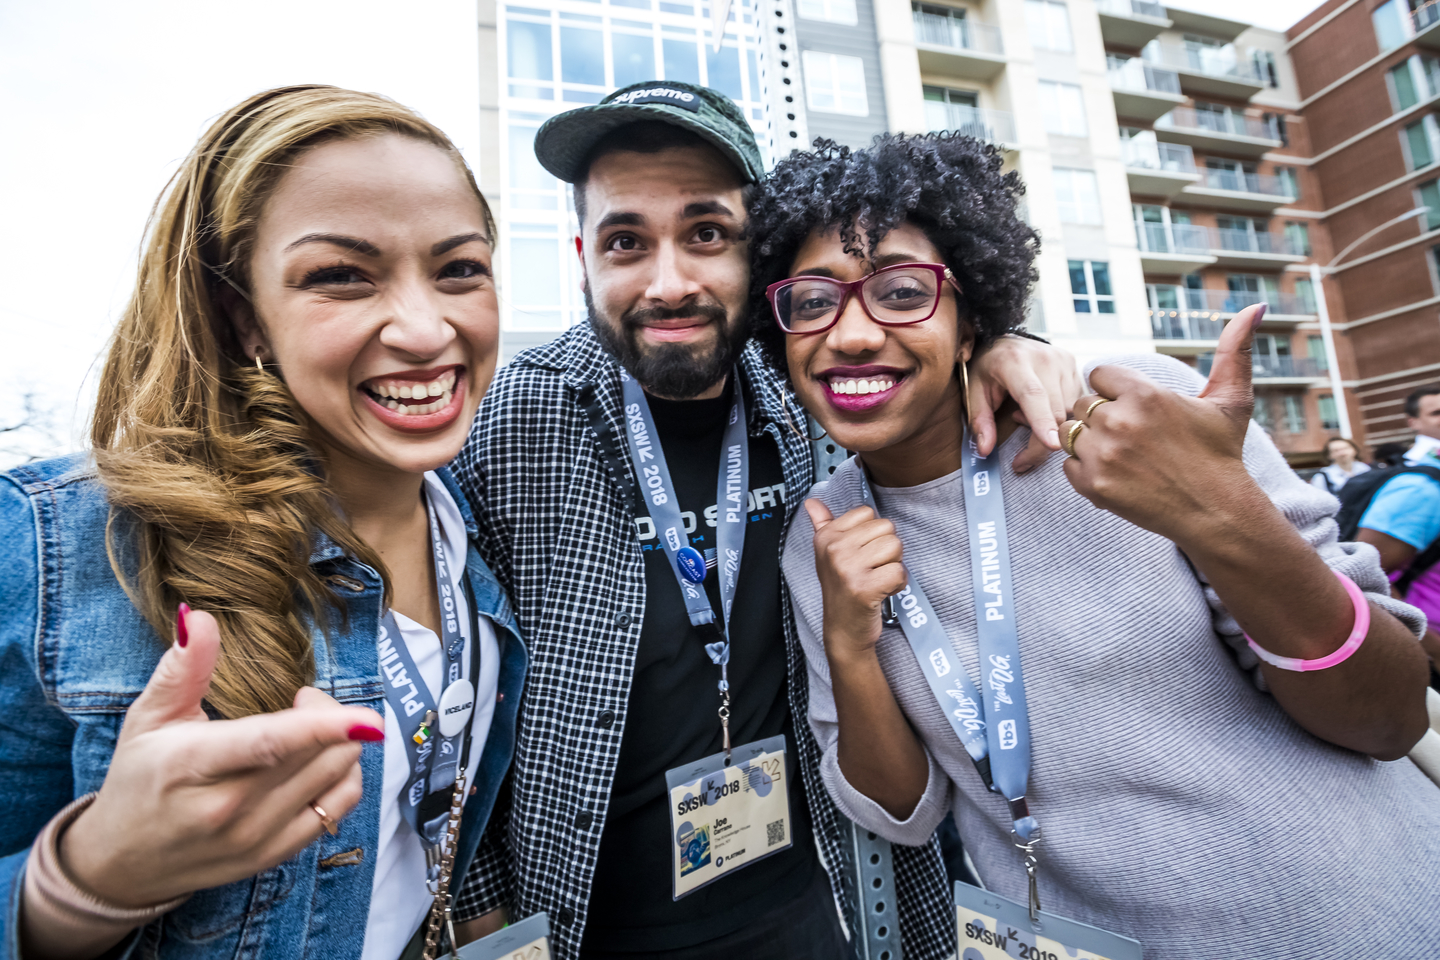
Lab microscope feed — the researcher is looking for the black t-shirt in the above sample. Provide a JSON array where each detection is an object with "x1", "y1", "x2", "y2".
[{"x1": 581, "y1": 383, "x2": 820, "y2": 952}]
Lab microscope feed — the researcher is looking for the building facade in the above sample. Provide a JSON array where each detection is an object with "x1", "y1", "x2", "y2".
[
  {"x1": 477, "y1": 0, "x2": 1423, "y2": 463},
  {"x1": 1286, "y1": 0, "x2": 1440, "y2": 454}
]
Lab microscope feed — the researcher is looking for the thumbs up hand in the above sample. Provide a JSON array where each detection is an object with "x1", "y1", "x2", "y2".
[
  {"x1": 1059, "y1": 304, "x2": 1267, "y2": 545},
  {"x1": 57, "y1": 606, "x2": 385, "y2": 911}
]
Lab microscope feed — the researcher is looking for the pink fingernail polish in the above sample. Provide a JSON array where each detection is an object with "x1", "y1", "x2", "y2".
[
  {"x1": 348, "y1": 724, "x2": 385, "y2": 742},
  {"x1": 1251, "y1": 304, "x2": 1267, "y2": 330},
  {"x1": 176, "y1": 603, "x2": 190, "y2": 648}
]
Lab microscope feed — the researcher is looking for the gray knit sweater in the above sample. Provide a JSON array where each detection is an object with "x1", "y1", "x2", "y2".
[{"x1": 782, "y1": 355, "x2": 1440, "y2": 959}]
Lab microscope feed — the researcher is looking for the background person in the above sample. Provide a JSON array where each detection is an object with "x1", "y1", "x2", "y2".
[
  {"x1": 1402, "y1": 385, "x2": 1440, "y2": 464},
  {"x1": 1310, "y1": 436, "x2": 1370, "y2": 493},
  {"x1": 754, "y1": 133, "x2": 1439, "y2": 959},
  {"x1": 449, "y1": 82, "x2": 1082, "y2": 960},
  {"x1": 0, "y1": 86, "x2": 525, "y2": 960}
]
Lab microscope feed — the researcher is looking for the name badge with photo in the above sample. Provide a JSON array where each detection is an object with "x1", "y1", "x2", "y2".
[
  {"x1": 455, "y1": 911, "x2": 550, "y2": 960},
  {"x1": 954, "y1": 883, "x2": 1142, "y2": 960},
  {"x1": 664, "y1": 734, "x2": 792, "y2": 900}
]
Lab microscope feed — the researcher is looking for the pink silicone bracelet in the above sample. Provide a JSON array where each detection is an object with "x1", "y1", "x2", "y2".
[{"x1": 1244, "y1": 570, "x2": 1371, "y2": 672}]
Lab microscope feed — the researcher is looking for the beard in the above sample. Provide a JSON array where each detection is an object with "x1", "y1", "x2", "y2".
[{"x1": 586, "y1": 288, "x2": 747, "y2": 399}]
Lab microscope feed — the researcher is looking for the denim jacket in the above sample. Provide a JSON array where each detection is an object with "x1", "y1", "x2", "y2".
[{"x1": 0, "y1": 454, "x2": 527, "y2": 960}]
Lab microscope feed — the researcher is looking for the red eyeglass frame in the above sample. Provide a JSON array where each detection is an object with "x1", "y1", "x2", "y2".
[{"x1": 765, "y1": 262, "x2": 964, "y2": 335}]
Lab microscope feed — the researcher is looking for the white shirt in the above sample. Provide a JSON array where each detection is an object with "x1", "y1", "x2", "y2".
[
  {"x1": 362, "y1": 473, "x2": 501, "y2": 960},
  {"x1": 1309, "y1": 460, "x2": 1370, "y2": 493},
  {"x1": 1405, "y1": 434, "x2": 1440, "y2": 464}
]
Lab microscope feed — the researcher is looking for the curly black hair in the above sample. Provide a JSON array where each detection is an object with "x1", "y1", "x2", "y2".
[{"x1": 747, "y1": 132, "x2": 1039, "y2": 375}]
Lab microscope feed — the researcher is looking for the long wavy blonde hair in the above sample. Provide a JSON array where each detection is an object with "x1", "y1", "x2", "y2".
[{"x1": 92, "y1": 85, "x2": 495, "y2": 718}]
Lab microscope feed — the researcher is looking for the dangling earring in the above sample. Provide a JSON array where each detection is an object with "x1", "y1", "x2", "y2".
[
  {"x1": 959, "y1": 358, "x2": 971, "y2": 421},
  {"x1": 775, "y1": 384, "x2": 827, "y2": 441},
  {"x1": 254, "y1": 350, "x2": 265, "y2": 373}
]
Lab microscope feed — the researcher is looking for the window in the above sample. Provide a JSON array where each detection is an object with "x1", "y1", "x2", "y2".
[
  {"x1": 1373, "y1": 0, "x2": 1411, "y2": 52},
  {"x1": 1318, "y1": 394, "x2": 1340, "y2": 430},
  {"x1": 1275, "y1": 166, "x2": 1300, "y2": 199},
  {"x1": 1038, "y1": 81, "x2": 1086, "y2": 137},
  {"x1": 923, "y1": 85, "x2": 979, "y2": 134},
  {"x1": 913, "y1": 3, "x2": 969, "y2": 49},
  {"x1": 1431, "y1": 245, "x2": 1440, "y2": 293},
  {"x1": 1053, "y1": 168, "x2": 1102, "y2": 224},
  {"x1": 1229, "y1": 274, "x2": 1279, "y2": 310},
  {"x1": 1025, "y1": 0, "x2": 1072, "y2": 52},
  {"x1": 1251, "y1": 394, "x2": 1274, "y2": 430},
  {"x1": 1417, "y1": 179, "x2": 1440, "y2": 230},
  {"x1": 1251, "y1": 49, "x2": 1279, "y2": 88},
  {"x1": 1384, "y1": 55, "x2": 1440, "y2": 111},
  {"x1": 1284, "y1": 221, "x2": 1312, "y2": 256},
  {"x1": 1069, "y1": 260, "x2": 1115, "y2": 314},
  {"x1": 1402, "y1": 114, "x2": 1440, "y2": 170},
  {"x1": 1390, "y1": 61, "x2": 1422, "y2": 110},
  {"x1": 1307, "y1": 335, "x2": 1329, "y2": 372},
  {"x1": 797, "y1": 0, "x2": 858, "y2": 25},
  {"x1": 803, "y1": 51, "x2": 869, "y2": 115},
  {"x1": 1263, "y1": 112, "x2": 1289, "y2": 145},
  {"x1": 1283, "y1": 395, "x2": 1307, "y2": 434},
  {"x1": 1295, "y1": 277, "x2": 1317, "y2": 313}
]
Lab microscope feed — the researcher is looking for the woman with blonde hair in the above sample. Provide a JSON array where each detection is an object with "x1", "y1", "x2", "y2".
[{"x1": 0, "y1": 85, "x2": 525, "y2": 960}]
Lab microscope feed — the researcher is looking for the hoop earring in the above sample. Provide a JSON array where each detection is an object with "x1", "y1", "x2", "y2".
[
  {"x1": 775, "y1": 384, "x2": 828, "y2": 442},
  {"x1": 959, "y1": 359, "x2": 971, "y2": 422}
]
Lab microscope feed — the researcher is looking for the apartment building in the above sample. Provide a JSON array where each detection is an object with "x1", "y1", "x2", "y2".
[
  {"x1": 476, "y1": 0, "x2": 1356, "y2": 463},
  {"x1": 1286, "y1": 0, "x2": 1440, "y2": 452}
]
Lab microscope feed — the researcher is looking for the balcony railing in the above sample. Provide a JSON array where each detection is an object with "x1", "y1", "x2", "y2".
[
  {"x1": 1135, "y1": 221, "x2": 1212, "y2": 255},
  {"x1": 1121, "y1": 139, "x2": 1196, "y2": 173},
  {"x1": 1107, "y1": 56, "x2": 1181, "y2": 94},
  {"x1": 1199, "y1": 168, "x2": 1293, "y2": 197},
  {"x1": 912, "y1": 11, "x2": 1004, "y2": 55},
  {"x1": 1156, "y1": 106, "x2": 1279, "y2": 140},
  {"x1": 1214, "y1": 228, "x2": 1305, "y2": 255},
  {"x1": 1198, "y1": 354, "x2": 1325, "y2": 378},
  {"x1": 1149, "y1": 290, "x2": 1316, "y2": 342},
  {"x1": 1096, "y1": 0, "x2": 1167, "y2": 17},
  {"x1": 924, "y1": 103, "x2": 1016, "y2": 144},
  {"x1": 1416, "y1": 0, "x2": 1440, "y2": 32},
  {"x1": 1143, "y1": 45, "x2": 1262, "y2": 83},
  {"x1": 1151, "y1": 311, "x2": 1226, "y2": 341}
]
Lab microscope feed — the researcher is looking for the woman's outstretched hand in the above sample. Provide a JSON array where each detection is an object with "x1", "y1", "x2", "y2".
[
  {"x1": 967, "y1": 335, "x2": 1083, "y2": 474},
  {"x1": 1059, "y1": 304, "x2": 1265, "y2": 544},
  {"x1": 60, "y1": 607, "x2": 384, "y2": 910}
]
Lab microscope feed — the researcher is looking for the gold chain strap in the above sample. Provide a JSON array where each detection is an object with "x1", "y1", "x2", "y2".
[{"x1": 422, "y1": 769, "x2": 468, "y2": 960}]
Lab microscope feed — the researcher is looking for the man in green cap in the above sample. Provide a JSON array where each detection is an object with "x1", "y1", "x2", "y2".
[{"x1": 448, "y1": 80, "x2": 1076, "y2": 959}]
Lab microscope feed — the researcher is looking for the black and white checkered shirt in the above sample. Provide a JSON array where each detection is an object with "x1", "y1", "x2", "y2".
[{"x1": 449, "y1": 323, "x2": 952, "y2": 960}]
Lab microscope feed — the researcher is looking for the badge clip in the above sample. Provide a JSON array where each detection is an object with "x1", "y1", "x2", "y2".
[{"x1": 413, "y1": 709, "x2": 438, "y2": 745}]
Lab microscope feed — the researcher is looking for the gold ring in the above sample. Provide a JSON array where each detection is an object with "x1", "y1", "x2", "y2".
[
  {"x1": 1082, "y1": 397, "x2": 1113, "y2": 419},
  {"x1": 1063, "y1": 420, "x2": 1086, "y2": 458},
  {"x1": 311, "y1": 802, "x2": 338, "y2": 836}
]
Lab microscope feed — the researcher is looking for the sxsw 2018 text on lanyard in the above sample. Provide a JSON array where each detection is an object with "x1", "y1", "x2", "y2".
[
  {"x1": 859, "y1": 431, "x2": 1141, "y2": 960},
  {"x1": 376, "y1": 491, "x2": 482, "y2": 953},
  {"x1": 619, "y1": 368, "x2": 794, "y2": 900}
]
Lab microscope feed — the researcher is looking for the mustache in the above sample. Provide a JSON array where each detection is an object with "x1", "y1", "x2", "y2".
[{"x1": 622, "y1": 302, "x2": 729, "y2": 328}]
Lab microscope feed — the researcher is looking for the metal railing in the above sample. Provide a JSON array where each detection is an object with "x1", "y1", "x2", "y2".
[
  {"x1": 1135, "y1": 220, "x2": 1212, "y2": 254},
  {"x1": 1214, "y1": 227, "x2": 1305, "y2": 255},
  {"x1": 1415, "y1": 0, "x2": 1440, "y2": 32},
  {"x1": 1156, "y1": 105, "x2": 1280, "y2": 141},
  {"x1": 1198, "y1": 354, "x2": 1326, "y2": 378},
  {"x1": 1150, "y1": 290, "x2": 1316, "y2": 341},
  {"x1": 1198, "y1": 168, "x2": 1293, "y2": 197},
  {"x1": 912, "y1": 10, "x2": 1004, "y2": 55},
  {"x1": 1121, "y1": 139, "x2": 1196, "y2": 173},
  {"x1": 1143, "y1": 44, "x2": 1262, "y2": 82},
  {"x1": 1107, "y1": 55, "x2": 1181, "y2": 94},
  {"x1": 924, "y1": 102, "x2": 1016, "y2": 143},
  {"x1": 1096, "y1": 0, "x2": 1167, "y2": 17}
]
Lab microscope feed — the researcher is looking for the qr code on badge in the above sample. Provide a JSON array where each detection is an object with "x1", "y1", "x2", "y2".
[{"x1": 766, "y1": 819, "x2": 786, "y2": 847}]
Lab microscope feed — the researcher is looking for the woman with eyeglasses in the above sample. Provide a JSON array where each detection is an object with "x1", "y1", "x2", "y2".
[{"x1": 746, "y1": 133, "x2": 1440, "y2": 957}]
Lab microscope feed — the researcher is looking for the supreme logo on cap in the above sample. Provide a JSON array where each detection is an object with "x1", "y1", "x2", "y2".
[{"x1": 610, "y1": 86, "x2": 702, "y2": 112}]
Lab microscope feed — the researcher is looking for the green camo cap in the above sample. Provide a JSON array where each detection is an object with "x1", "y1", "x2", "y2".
[{"x1": 533, "y1": 80, "x2": 764, "y2": 184}]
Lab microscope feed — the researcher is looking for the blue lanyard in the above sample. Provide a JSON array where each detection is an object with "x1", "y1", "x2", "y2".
[
  {"x1": 619, "y1": 368, "x2": 748, "y2": 759},
  {"x1": 856, "y1": 429, "x2": 1037, "y2": 844},
  {"x1": 376, "y1": 491, "x2": 478, "y2": 874}
]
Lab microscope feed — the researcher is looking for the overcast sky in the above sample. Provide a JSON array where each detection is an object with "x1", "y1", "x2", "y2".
[{"x1": 0, "y1": 0, "x2": 1320, "y2": 457}]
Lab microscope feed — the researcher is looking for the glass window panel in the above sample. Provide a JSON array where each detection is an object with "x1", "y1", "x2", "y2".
[
  {"x1": 1073, "y1": 299, "x2": 1092, "y2": 313},
  {"x1": 1091, "y1": 262, "x2": 1112, "y2": 296},
  {"x1": 1373, "y1": 1, "x2": 1408, "y2": 52},
  {"x1": 1068, "y1": 260, "x2": 1088, "y2": 294},
  {"x1": 1294, "y1": 278, "x2": 1316, "y2": 313},
  {"x1": 508, "y1": 125, "x2": 555, "y2": 190},
  {"x1": 1152, "y1": 285, "x2": 1179, "y2": 309},
  {"x1": 613, "y1": 32, "x2": 657, "y2": 88},
  {"x1": 660, "y1": 2, "x2": 694, "y2": 14},
  {"x1": 1039, "y1": 80, "x2": 1085, "y2": 137},
  {"x1": 509, "y1": 238, "x2": 565, "y2": 329},
  {"x1": 803, "y1": 51, "x2": 868, "y2": 115},
  {"x1": 1318, "y1": 394, "x2": 1339, "y2": 428},
  {"x1": 1307, "y1": 335, "x2": 1328, "y2": 370},
  {"x1": 560, "y1": 27, "x2": 604, "y2": 85},
  {"x1": 746, "y1": 49, "x2": 760, "y2": 99},
  {"x1": 1055, "y1": 168, "x2": 1101, "y2": 224},
  {"x1": 663, "y1": 38, "x2": 701, "y2": 84},
  {"x1": 1392, "y1": 62, "x2": 1420, "y2": 110},
  {"x1": 1025, "y1": 0, "x2": 1071, "y2": 52},
  {"x1": 797, "y1": 0, "x2": 857, "y2": 24},
  {"x1": 508, "y1": 20, "x2": 553, "y2": 81},
  {"x1": 706, "y1": 44, "x2": 744, "y2": 100},
  {"x1": 562, "y1": 89, "x2": 605, "y2": 102},
  {"x1": 1420, "y1": 179, "x2": 1440, "y2": 229},
  {"x1": 611, "y1": 0, "x2": 651, "y2": 7},
  {"x1": 509, "y1": 83, "x2": 554, "y2": 99},
  {"x1": 1097, "y1": 300, "x2": 1116, "y2": 314},
  {"x1": 1407, "y1": 120, "x2": 1433, "y2": 169}
]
